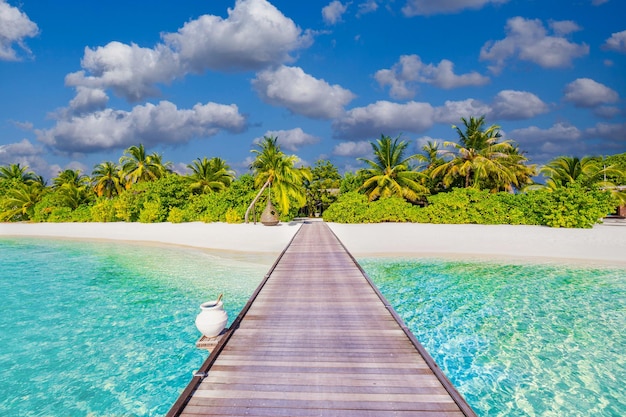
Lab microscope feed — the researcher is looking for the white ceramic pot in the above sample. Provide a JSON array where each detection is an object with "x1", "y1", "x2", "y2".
[{"x1": 195, "y1": 300, "x2": 228, "y2": 337}]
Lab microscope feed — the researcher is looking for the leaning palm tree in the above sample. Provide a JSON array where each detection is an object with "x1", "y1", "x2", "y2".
[
  {"x1": 0, "y1": 163, "x2": 38, "y2": 184},
  {"x1": 92, "y1": 161, "x2": 124, "y2": 198},
  {"x1": 187, "y1": 157, "x2": 235, "y2": 194},
  {"x1": 431, "y1": 116, "x2": 522, "y2": 191},
  {"x1": 119, "y1": 144, "x2": 170, "y2": 188},
  {"x1": 246, "y1": 136, "x2": 311, "y2": 222},
  {"x1": 358, "y1": 135, "x2": 428, "y2": 203}
]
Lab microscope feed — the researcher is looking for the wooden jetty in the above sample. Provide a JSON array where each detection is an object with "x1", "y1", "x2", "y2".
[{"x1": 168, "y1": 222, "x2": 476, "y2": 417}]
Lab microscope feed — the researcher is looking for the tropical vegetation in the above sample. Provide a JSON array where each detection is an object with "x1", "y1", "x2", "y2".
[{"x1": 1, "y1": 116, "x2": 624, "y2": 228}]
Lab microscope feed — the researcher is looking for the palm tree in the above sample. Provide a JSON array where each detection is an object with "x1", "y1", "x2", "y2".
[
  {"x1": 358, "y1": 135, "x2": 428, "y2": 203},
  {"x1": 415, "y1": 140, "x2": 445, "y2": 193},
  {"x1": 119, "y1": 144, "x2": 170, "y2": 188},
  {"x1": 431, "y1": 116, "x2": 528, "y2": 191},
  {"x1": 540, "y1": 156, "x2": 626, "y2": 203},
  {"x1": 541, "y1": 156, "x2": 613, "y2": 189},
  {"x1": 0, "y1": 163, "x2": 38, "y2": 184},
  {"x1": 187, "y1": 157, "x2": 235, "y2": 194},
  {"x1": 92, "y1": 161, "x2": 124, "y2": 198},
  {"x1": 52, "y1": 169, "x2": 89, "y2": 188},
  {"x1": 246, "y1": 136, "x2": 311, "y2": 221},
  {"x1": 0, "y1": 182, "x2": 45, "y2": 221}
]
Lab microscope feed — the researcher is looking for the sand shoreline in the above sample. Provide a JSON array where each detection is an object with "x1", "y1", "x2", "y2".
[{"x1": 1, "y1": 221, "x2": 624, "y2": 266}]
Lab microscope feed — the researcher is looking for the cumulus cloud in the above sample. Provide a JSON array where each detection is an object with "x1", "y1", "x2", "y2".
[
  {"x1": 322, "y1": 1, "x2": 348, "y2": 25},
  {"x1": 563, "y1": 78, "x2": 619, "y2": 107},
  {"x1": 255, "y1": 128, "x2": 320, "y2": 151},
  {"x1": 433, "y1": 99, "x2": 492, "y2": 124},
  {"x1": 402, "y1": 0, "x2": 509, "y2": 16},
  {"x1": 480, "y1": 17, "x2": 589, "y2": 73},
  {"x1": 375, "y1": 55, "x2": 489, "y2": 99},
  {"x1": 585, "y1": 122, "x2": 626, "y2": 142},
  {"x1": 549, "y1": 20, "x2": 581, "y2": 36},
  {"x1": 333, "y1": 140, "x2": 372, "y2": 157},
  {"x1": 509, "y1": 123, "x2": 585, "y2": 161},
  {"x1": 37, "y1": 101, "x2": 247, "y2": 153},
  {"x1": 0, "y1": 0, "x2": 39, "y2": 61},
  {"x1": 252, "y1": 65, "x2": 355, "y2": 119},
  {"x1": 164, "y1": 0, "x2": 311, "y2": 72},
  {"x1": 491, "y1": 90, "x2": 549, "y2": 120},
  {"x1": 510, "y1": 122, "x2": 583, "y2": 144},
  {"x1": 0, "y1": 139, "x2": 53, "y2": 178},
  {"x1": 332, "y1": 101, "x2": 434, "y2": 139},
  {"x1": 65, "y1": 42, "x2": 181, "y2": 102},
  {"x1": 68, "y1": 87, "x2": 109, "y2": 115},
  {"x1": 602, "y1": 30, "x2": 626, "y2": 53},
  {"x1": 65, "y1": 0, "x2": 312, "y2": 102}
]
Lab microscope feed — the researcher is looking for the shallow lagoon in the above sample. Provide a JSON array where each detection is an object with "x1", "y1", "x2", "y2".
[
  {"x1": 361, "y1": 258, "x2": 626, "y2": 417},
  {"x1": 1, "y1": 238, "x2": 624, "y2": 416},
  {"x1": 0, "y1": 238, "x2": 273, "y2": 416}
]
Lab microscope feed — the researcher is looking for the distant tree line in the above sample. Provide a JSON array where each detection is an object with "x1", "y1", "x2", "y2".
[{"x1": 1, "y1": 116, "x2": 624, "y2": 228}]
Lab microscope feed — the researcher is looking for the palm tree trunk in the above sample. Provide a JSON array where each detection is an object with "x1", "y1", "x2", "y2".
[{"x1": 244, "y1": 179, "x2": 271, "y2": 224}]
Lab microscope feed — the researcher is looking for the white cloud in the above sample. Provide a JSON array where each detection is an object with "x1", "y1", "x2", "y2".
[
  {"x1": 65, "y1": 0, "x2": 312, "y2": 102},
  {"x1": 164, "y1": 0, "x2": 311, "y2": 72},
  {"x1": 252, "y1": 65, "x2": 355, "y2": 119},
  {"x1": 602, "y1": 30, "x2": 626, "y2": 53},
  {"x1": 256, "y1": 128, "x2": 320, "y2": 152},
  {"x1": 510, "y1": 123, "x2": 586, "y2": 161},
  {"x1": 593, "y1": 106, "x2": 621, "y2": 118},
  {"x1": 333, "y1": 140, "x2": 372, "y2": 157},
  {"x1": 585, "y1": 122, "x2": 626, "y2": 142},
  {"x1": 563, "y1": 78, "x2": 619, "y2": 108},
  {"x1": 510, "y1": 123, "x2": 583, "y2": 144},
  {"x1": 332, "y1": 100, "x2": 434, "y2": 139},
  {"x1": 375, "y1": 55, "x2": 489, "y2": 99},
  {"x1": 68, "y1": 87, "x2": 109, "y2": 115},
  {"x1": 357, "y1": 1, "x2": 379, "y2": 16},
  {"x1": 65, "y1": 42, "x2": 182, "y2": 102},
  {"x1": 0, "y1": 0, "x2": 39, "y2": 61},
  {"x1": 37, "y1": 101, "x2": 247, "y2": 153},
  {"x1": 433, "y1": 99, "x2": 492, "y2": 124},
  {"x1": 0, "y1": 139, "x2": 53, "y2": 178},
  {"x1": 549, "y1": 20, "x2": 581, "y2": 36},
  {"x1": 402, "y1": 0, "x2": 508, "y2": 16},
  {"x1": 322, "y1": 1, "x2": 348, "y2": 25},
  {"x1": 480, "y1": 17, "x2": 589, "y2": 73},
  {"x1": 592, "y1": 0, "x2": 609, "y2": 5},
  {"x1": 491, "y1": 90, "x2": 549, "y2": 120}
]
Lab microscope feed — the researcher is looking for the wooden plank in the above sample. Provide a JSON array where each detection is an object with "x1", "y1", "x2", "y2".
[{"x1": 167, "y1": 222, "x2": 477, "y2": 417}]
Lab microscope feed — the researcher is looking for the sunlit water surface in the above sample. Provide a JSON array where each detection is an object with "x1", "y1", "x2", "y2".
[
  {"x1": 360, "y1": 258, "x2": 626, "y2": 417},
  {"x1": 0, "y1": 238, "x2": 273, "y2": 417},
  {"x1": 2, "y1": 238, "x2": 625, "y2": 417}
]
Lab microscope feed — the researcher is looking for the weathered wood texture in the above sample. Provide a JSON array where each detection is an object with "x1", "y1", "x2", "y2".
[{"x1": 170, "y1": 222, "x2": 476, "y2": 417}]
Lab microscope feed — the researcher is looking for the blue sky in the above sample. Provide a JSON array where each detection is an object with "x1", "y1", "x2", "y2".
[{"x1": 1, "y1": 0, "x2": 625, "y2": 180}]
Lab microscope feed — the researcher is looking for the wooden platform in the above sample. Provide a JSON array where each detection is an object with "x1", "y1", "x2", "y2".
[{"x1": 168, "y1": 222, "x2": 476, "y2": 417}]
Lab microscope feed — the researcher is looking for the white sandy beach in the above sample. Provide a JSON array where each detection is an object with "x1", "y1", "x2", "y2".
[{"x1": 1, "y1": 221, "x2": 624, "y2": 265}]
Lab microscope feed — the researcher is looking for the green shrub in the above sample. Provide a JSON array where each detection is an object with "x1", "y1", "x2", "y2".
[
  {"x1": 167, "y1": 207, "x2": 186, "y2": 223},
  {"x1": 90, "y1": 198, "x2": 118, "y2": 222},
  {"x1": 323, "y1": 192, "x2": 369, "y2": 223},
  {"x1": 138, "y1": 199, "x2": 165, "y2": 223},
  {"x1": 536, "y1": 184, "x2": 616, "y2": 228}
]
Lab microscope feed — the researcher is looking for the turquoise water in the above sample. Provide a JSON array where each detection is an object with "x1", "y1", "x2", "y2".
[
  {"x1": 0, "y1": 238, "x2": 273, "y2": 417},
  {"x1": 361, "y1": 258, "x2": 626, "y2": 417}
]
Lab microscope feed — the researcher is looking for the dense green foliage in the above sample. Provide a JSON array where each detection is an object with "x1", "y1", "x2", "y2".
[
  {"x1": 1, "y1": 119, "x2": 624, "y2": 228},
  {"x1": 324, "y1": 186, "x2": 617, "y2": 228}
]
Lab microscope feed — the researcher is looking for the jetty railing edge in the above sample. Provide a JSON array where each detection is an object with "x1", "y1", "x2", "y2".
[
  {"x1": 166, "y1": 222, "x2": 305, "y2": 417},
  {"x1": 324, "y1": 222, "x2": 478, "y2": 417}
]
